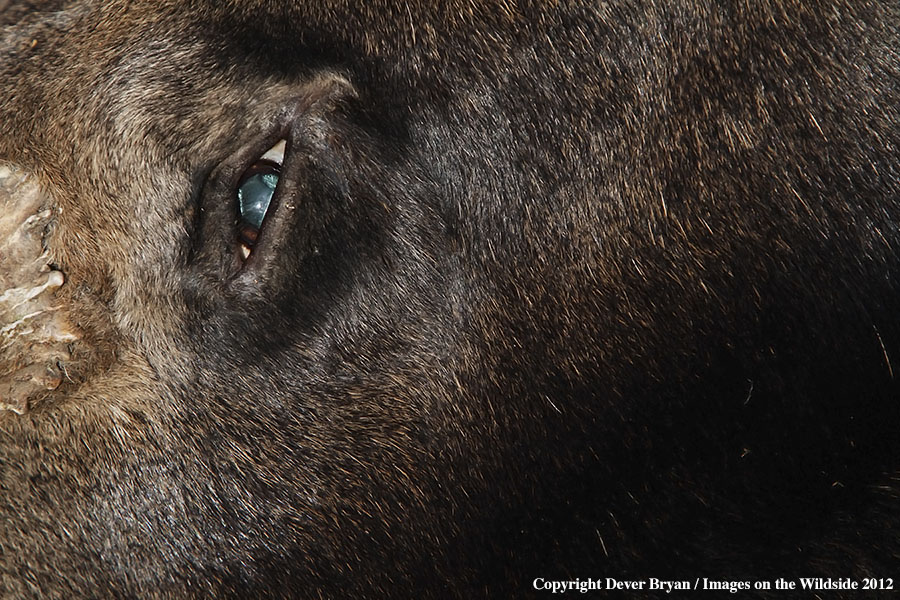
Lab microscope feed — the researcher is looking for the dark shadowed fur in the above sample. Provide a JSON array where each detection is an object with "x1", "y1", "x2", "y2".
[{"x1": 1, "y1": 1, "x2": 900, "y2": 597}]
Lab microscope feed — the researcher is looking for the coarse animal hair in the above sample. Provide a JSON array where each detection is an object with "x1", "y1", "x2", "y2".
[{"x1": 1, "y1": 1, "x2": 900, "y2": 598}]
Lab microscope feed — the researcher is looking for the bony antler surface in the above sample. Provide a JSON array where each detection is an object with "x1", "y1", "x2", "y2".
[{"x1": 0, "y1": 164, "x2": 78, "y2": 414}]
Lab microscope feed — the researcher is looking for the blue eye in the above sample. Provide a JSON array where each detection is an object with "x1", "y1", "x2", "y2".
[
  {"x1": 236, "y1": 140, "x2": 286, "y2": 259},
  {"x1": 238, "y1": 166, "x2": 279, "y2": 230}
]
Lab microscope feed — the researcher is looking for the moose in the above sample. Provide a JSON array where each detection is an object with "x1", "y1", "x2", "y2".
[{"x1": 1, "y1": 1, "x2": 899, "y2": 597}]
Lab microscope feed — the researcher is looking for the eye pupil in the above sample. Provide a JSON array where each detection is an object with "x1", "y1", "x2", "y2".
[{"x1": 238, "y1": 169, "x2": 279, "y2": 230}]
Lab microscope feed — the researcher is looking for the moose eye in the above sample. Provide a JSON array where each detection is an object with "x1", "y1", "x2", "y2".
[{"x1": 237, "y1": 140, "x2": 285, "y2": 259}]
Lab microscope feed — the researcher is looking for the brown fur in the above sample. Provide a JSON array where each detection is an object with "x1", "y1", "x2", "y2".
[{"x1": 2, "y1": 1, "x2": 900, "y2": 598}]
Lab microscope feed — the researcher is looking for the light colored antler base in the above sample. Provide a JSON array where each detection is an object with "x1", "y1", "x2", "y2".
[{"x1": 0, "y1": 165, "x2": 79, "y2": 414}]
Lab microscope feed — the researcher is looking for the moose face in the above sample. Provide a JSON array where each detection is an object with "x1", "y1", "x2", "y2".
[{"x1": 2, "y1": 1, "x2": 900, "y2": 597}]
